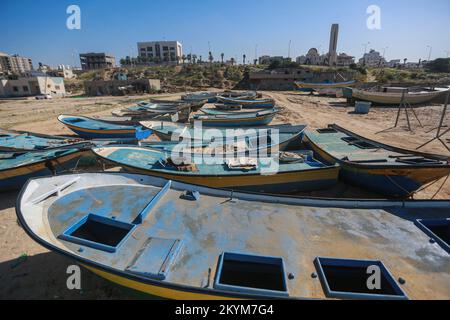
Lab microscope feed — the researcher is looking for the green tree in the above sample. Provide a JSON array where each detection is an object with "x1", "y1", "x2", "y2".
[{"x1": 221, "y1": 53, "x2": 224, "y2": 64}]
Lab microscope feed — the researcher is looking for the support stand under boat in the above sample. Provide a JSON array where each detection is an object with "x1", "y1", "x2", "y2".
[
  {"x1": 393, "y1": 89, "x2": 424, "y2": 132},
  {"x1": 416, "y1": 89, "x2": 450, "y2": 152}
]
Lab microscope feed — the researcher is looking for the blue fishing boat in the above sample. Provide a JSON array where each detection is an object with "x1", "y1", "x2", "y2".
[
  {"x1": 295, "y1": 80, "x2": 356, "y2": 90},
  {"x1": 200, "y1": 107, "x2": 267, "y2": 116},
  {"x1": 0, "y1": 148, "x2": 91, "y2": 191},
  {"x1": 17, "y1": 172, "x2": 450, "y2": 299},
  {"x1": 182, "y1": 92, "x2": 217, "y2": 103},
  {"x1": 304, "y1": 124, "x2": 450, "y2": 198},
  {"x1": 140, "y1": 121, "x2": 305, "y2": 149},
  {"x1": 217, "y1": 96, "x2": 275, "y2": 108},
  {"x1": 92, "y1": 146, "x2": 339, "y2": 193},
  {"x1": 192, "y1": 108, "x2": 279, "y2": 127},
  {"x1": 58, "y1": 115, "x2": 152, "y2": 140},
  {"x1": 0, "y1": 129, "x2": 85, "y2": 152}
]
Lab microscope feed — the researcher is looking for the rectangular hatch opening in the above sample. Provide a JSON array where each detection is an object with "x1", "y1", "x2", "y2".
[
  {"x1": 214, "y1": 252, "x2": 288, "y2": 297},
  {"x1": 314, "y1": 257, "x2": 407, "y2": 300},
  {"x1": 416, "y1": 219, "x2": 450, "y2": 254},
  {"x1": 317, "y1": 128, "x2": 338, "y2": 134},
  {"x1": 60, "y1": 214, "x2": 136, "y2": 253}
]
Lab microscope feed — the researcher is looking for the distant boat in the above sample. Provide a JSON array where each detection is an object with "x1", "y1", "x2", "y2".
[
  {"x1": 200, "y1": 107, "x2": 267, "y2": 116},
  {"x1": 192, "y1": 108, "x2": 280, "y2": 127},
  {"x1": 181, "y1": 92, "x2": 217, "y2": 103},
  {"x1": 58, "y1": 115, "x2": 152, "y2": 140},
  {"x1": 17, "y1": 172, "x2": 450, "y2": 299},
  {"x1": 0, "y1": 129, "x2": 85, "y2": 152},
  {"x1": 93, "y1": 146, "x2": 339, "y2": 193},
  {"x1": 304, "y1": 124, "x2": 450, "y2": 198},
  {"x1": 295, "y1": 80, "x2": 356, "y2": 90},
  {"x1": 218, "y1": 96, "x2": 275, "y2": 108},
  {"x1": 0, "y1": 148, "x2": 90, "y2": 191},
  {"x1": 350, "y1": 87, "x2": 448, "y2": 105}
]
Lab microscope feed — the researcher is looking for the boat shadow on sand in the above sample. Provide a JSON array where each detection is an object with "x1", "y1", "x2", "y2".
[{"x1": 0, "y1": 251, "x2": 158, "y2": 299}]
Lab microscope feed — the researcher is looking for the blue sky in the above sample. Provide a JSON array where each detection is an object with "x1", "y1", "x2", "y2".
[{"x1": 1, "y1": 0, "x2": 449, "y2": 66}]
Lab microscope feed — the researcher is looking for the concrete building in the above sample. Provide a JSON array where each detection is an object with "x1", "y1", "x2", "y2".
[
  {"x1": 387, "y1": 59, "x2": 401, "y2": 68},
  {"x1": 79, "y1": 53, "x2": 116, "y2": 70},
  {"x1": 84, "y1": 78, "x2": 161, "y2": 96},
  {"x1": 328, "y1": 24, "x2": 339, "y2": 66},
  {"x1": 137, "y1": 41, "x2": 183, "y2": 64},
  {"x1": 259, "y1": 56, "x2": 291, "y2": 65},
  {"x1": 0, "y1": 76, "x2": 65, "y2": 98},
  {"x1": 359, "y1": 49, "x2": 387, "y2": 67},
  {"x1": 337, "y1": 53, "x2": 355, "y2": 66},
  {"x1": 0, "y1": 52, "x2": 33, "y2": 74}
]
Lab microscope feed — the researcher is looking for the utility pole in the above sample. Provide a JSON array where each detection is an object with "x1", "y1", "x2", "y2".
[
  {"x1": 427, "y1": 45, "x2": 432, "y2": 61},
  {"x1": 445, "y1": 50, "x2": 450, "y2": 58},
  {"x1": 288, "y1": 40, "x2": 292, "y2": 58}
]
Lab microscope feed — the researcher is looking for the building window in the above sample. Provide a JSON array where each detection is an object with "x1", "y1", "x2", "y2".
[
  {"x1": 47, "y1": 85, "x2": 51, "y2": 88},
  {"x1": 13, "y1": 86, "x2": 19, "y2": 92},
  {"x1": 55, "y1": 85, "x2": 61, "y2": 90},
  {"x1": 147, "y1": 47, "x2": 153, "y2": 51},
  {"x1": 23, "y1": 86, "x2": 29, "y2": 92},
  {"x1": 163, "y1": 46, "x2": 169, "y2": 51}
]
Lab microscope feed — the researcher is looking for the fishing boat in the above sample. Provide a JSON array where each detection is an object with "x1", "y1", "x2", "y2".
[
  {"x1": 17, "y1": 172, "x2": 450, "y2": 299},
  {"x1": 0, "y1": 129, "x2": 85, "y2": 152},
  {"x1": 217, "y1": 96, "x2": 275, "y2": 108},
  {"x1": 140, "y1": 121, "x2": 305, "y2": 149},
  {"x1": 295, "y1": 80, "x2": 356, "y2": 90},
  {"x1": 304, "y1": 124, "x2": 450, "y2": 198},
  {"x1": 92, "y1": 146, "x2": 339, "y2": 193},
  {"x1": 214, "y1": 103, "x2": 243, "y2": 111},
  {"x1": 191, "y1": 108, "x2": 279, "y2": 127},
  {"x1": 182, "y1": 92, "x2": 218, "y2": 103},
  {"x1": 350, "y1": 87, "x2": 448, "y2": 105},
  {"x1": 220, "y1": 91, "x2": 258, "y2": 99},
  {"x1": 0, "y1": 148, "x2": 90, "y2": 191},
  {"x1": 58, "y1": 115, "x2": 152, "y2": 140},
  {"x1": 200, "y1": 107, "x2": 267, "y2": 116}
]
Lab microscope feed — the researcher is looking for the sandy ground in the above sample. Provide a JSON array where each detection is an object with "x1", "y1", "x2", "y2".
[{"x1": 0, "y1": 91, "x2": 449, "y2": 299}]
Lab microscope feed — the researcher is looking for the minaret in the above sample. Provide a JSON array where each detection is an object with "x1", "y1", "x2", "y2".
[{"x1": 328, "y1": 24, "x2": 339, "y2": 66}]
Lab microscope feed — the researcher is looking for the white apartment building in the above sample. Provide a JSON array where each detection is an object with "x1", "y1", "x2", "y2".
[
  {"x1": 137, "y1": 41, "x2": 183, "y2": 64},
  {"x1": 359, "y1": 49, "x2": 387, "y2": 67},
  {"x1": 0, "y1": 52, "x2": 33, "y2": 74}
]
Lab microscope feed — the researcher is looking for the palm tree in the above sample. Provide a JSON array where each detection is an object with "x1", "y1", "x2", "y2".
[
  {"x1": 182, "y1": 55, "x2": 187, "y2": 64},
  {"x1": 209, "y1": 51, "x2": 214, "y2": 65},
  {"x1": 193, "y1": 55, "x2": 198, "y2": 64},
  {"x1": 243, "y1": 54, "x2": 246, "y2": 65},
  {"x1": 403, "y1": 58, "x2": 408, "y2": 66},
  {"x1": 221, "y1": 53, "x2": 224, "y2": 64},
  {"x1": 230, "y1": 57, "x2": 235, "y2": 66}
]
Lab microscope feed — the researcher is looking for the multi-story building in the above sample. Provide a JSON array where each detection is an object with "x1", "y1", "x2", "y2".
[
  {"x1": 296, "y1": 48, "x2": 327, "y2": 65},
  {"x1": 79, "y1": 53, "x2": 115, "y2": 70},
  {"x1": 137, "y1": 41, "x2": 183, "y2": 64},
  {"x1": 337, "y1": 53, "x2": 355, "y2": 66},
  {"x1": 259, "y1": 56, "x2": 291, "y2": 65},
  {"x1": 358, "y1": 49, "x2": 387, "y2": 67},
  {"x1": 0, "y1": 76, "x2": 65, "y2": 98},
  {"x1": 0, "y1": 52, "x2": 33, "y2": 74}
]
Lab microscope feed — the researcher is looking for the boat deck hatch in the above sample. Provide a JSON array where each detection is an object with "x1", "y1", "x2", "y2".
[
  {"x1": 351, "y1": 141, "x2": 378, "y2": 149},
  {"x1": 415, "y1": 219, "x2": 450, "y2": 254},
  {"x1": 126, "y1": 238, "x2": 182, "y2": 280},
  {"x1": 341, "y1": 136, "x2": 359, "y2": 143},
  {"x1": 59, "y1": 214, "x2": 136, "y2": 253},
  {"x1": 214, "y1": 252, "x2": 289, "y2": 297},
  {"x1": 314, "y1": 257, "x2": 407, "y2": 300},
  {"x1": 317, "y1": 128, "x2": 338, "y2": 134}
]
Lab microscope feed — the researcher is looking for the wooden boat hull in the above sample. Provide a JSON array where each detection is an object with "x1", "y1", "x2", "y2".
[
  {"x1": 218, "y1": 97, "x2": 275, "y2": 108},
  {"x1": 0, "y1": 149, "x2": 91, "y2": 192},
  {"x1": 304, "y1": 127, "x2": 450, "y2": 197},
  {"x1": 58, "y1": 115, "x2": 152, "y2": 140},
  {"x1": 96, "y1": 157, "x2": 339, "y2": 194},
  {"x1": 16, "y1": 173, "x2": 450, "y2": 300},
  {"x1": 351, "y1": 88, "x2": 447, "y2": 105},
  {"x1": 192, "y1": 112, "x2": 277, "y2": 127},
  {"x1": 295, "y1": 81, "x2": 356, "y2": 90}
]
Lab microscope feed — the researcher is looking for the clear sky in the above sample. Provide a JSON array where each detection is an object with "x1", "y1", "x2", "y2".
[{"x1": 1, "y1": 0, "x2": 449, "y2": 67}]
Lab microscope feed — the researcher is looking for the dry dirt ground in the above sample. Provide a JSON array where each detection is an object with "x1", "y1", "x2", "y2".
[{"x1": 0, "y1": 91, "x2": 449, "y2": 299}]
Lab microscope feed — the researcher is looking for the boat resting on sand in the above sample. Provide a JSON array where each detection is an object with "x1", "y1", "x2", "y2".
[
  {"x1": 0, "y1": 129, "x2": 85, "y2": 152},
  {"x1": 217, "y1": 96, "x2": 275, "y2": 108},
  {"x1": 140, "y1": 121, "x2": 305, "y2": 149},
  {"x1": 182, "y1": 92, "x2": 218, "y2": 103},
  {"x1": 200, "y1": 107, "x2": 270, "y2": 116},
  {"x1": 294, "y1": 80, "x2": 356, "y2": 90},
  {"x1": 304, "y1": 124, "x2": 450, "y2": 198},
  {"x1": 93, "y1": 146, "x2": 339, "y2": 193},
  {"x1": 58, "y1": 115, "x2": 152, "y2": 140},
  {"x1": 0, "y1": 148, "x2": 90, "y2": 191},
  {"x1": 192, "y1": 108, "x2": 279, "y2": 127},
  {"x1": 17, "y1": 172, "x2": 450, "y2": 300},
  {"x1": 350, "y1": 88, "x2": 448, "y2": 105}
]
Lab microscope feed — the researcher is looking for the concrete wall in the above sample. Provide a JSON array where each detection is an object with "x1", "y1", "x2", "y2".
[
  {"x1": 83, "y1": 79, "x2": 161, "y2": 96},
  {"x1": 0, "y1": 77, "x2": 65, "y2": 97}
]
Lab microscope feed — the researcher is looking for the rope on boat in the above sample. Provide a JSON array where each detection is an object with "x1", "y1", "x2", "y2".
[
  {"x1": 431, "y1": 174, "x2": 449, "y2": 199},
  {"x1": 384, "y1": 175, "x2": 414, "y2": 199},
  {"x1": 410, "y1": 174, "x2": 450, "y2": 199}
]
